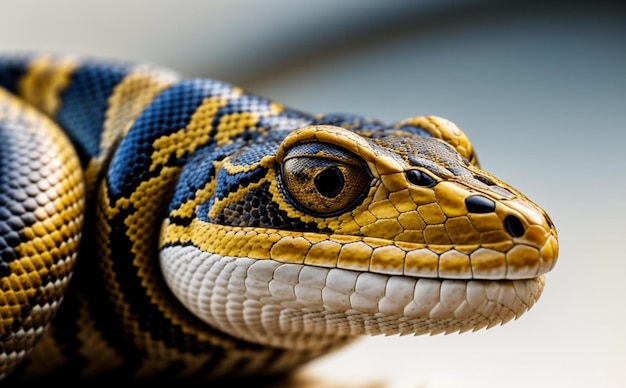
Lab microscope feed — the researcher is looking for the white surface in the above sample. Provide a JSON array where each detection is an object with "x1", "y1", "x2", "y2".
[{"x1": 2, "y1": 1, "x2": 624, "y2": 387}]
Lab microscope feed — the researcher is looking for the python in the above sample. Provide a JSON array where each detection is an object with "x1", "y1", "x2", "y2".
[{"x1": 0, "y1": 53, "x2": 558, "y2": 381}]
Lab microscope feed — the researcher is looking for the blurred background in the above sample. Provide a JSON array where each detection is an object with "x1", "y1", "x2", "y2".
[{"x1": 1, "y1": 0, "x2": 624, "y2": 387}]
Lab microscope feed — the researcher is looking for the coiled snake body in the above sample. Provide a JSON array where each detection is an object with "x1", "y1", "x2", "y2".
[{"x1": 0, "y1": 54, "x2": 558, "y2": 381}]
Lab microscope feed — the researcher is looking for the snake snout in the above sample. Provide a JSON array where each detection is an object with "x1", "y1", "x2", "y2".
[{"x1": 465, "y1": 195, "x2": 526, "y2": 238}]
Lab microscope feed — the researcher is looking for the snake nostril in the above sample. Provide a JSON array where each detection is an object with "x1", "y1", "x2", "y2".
[
  {"x1": 465, "y1": 195, "x2": 495, "y2": 213},
  {"x1": 504, "y1": 215, "x2": 525, "y2": 237}
]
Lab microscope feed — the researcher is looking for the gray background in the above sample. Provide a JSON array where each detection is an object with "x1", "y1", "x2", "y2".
[{"x1": 1, "y1": 1, "x2": 624, "y2": 387}]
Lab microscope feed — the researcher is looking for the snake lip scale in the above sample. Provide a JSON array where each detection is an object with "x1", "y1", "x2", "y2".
[{"x1": 0, "y1": 53, "x2": 558, "y2": 381}]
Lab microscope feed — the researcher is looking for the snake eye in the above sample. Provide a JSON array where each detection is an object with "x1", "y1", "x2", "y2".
[
  {"x1": 281, "y1": 143, "x2": 371, "y2": 216},
  {"x1": 406, "y1": 169, "x2": 437, "y2": 187},
  {"x1": 314, "y1": 166, "x2": 344, "y2": 198}
]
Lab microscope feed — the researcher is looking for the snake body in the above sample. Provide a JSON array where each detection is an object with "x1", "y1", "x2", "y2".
[{"x1": 0, "y1": 54, "x2": 558, "y2": 381}]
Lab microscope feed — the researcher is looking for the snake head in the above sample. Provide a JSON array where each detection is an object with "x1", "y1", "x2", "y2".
[
  {"x1": 161, "y1": 113, "x2": 559, "y2": 345},
  {"x1": 274, "y1": 119, "x2": 558, "y2": 280}
]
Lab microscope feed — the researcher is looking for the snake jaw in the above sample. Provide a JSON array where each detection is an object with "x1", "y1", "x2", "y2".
[{"x1": 160, "y1": 241, "x2": 547, "y2": 348}]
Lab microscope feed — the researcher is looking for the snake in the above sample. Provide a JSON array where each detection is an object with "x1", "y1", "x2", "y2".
[{"x1": 0, "y1": 53, "x2": 558, "y2": 381}]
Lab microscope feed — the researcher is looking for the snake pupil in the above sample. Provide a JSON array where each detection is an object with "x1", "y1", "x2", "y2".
[
  {"x1": 314, "y1": 167, "x2": 344, "y2": 198},
  {"x1": 406, "y1": 169, "x2": 435, "y2": 187}
]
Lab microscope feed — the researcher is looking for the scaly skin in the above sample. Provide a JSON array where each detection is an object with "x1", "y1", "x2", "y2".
[{"x1": 0, "y1": 53, "x2": 558, "y2": 381}]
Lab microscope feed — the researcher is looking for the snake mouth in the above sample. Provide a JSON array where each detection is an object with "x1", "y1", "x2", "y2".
[
  {"x1": 159, "y1": 179, "x2": 556, "y2": 345},
  {"x1": 160, "y1": 242, "x2": 547, "y2": 346},
  {"x1": 161, "y1": 218, "x2": 558, "y2": 281}
]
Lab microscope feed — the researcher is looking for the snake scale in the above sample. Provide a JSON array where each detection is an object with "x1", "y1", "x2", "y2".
[{"x1": 0, "y1": 53, "x2": 558, "y2": 381}]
